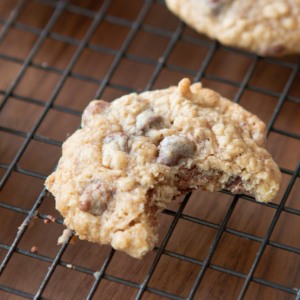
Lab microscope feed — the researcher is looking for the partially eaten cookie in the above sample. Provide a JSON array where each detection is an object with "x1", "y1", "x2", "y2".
[{"x1": 45, "y1": 78, "x2": 281, "y2": 258}]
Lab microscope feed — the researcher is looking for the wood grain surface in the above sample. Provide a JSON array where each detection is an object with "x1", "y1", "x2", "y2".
[{"x1": 0, "y1": 0, "x2": 299, "y2": 299}]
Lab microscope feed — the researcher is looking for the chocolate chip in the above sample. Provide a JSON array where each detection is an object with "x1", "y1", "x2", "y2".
[
  {"x1": 79, "y1": 200, "x2": 90, "y2": 212},
  {"x1": 82, "y1": 100, "x2": 110, "y2": 126},
  {"x1": 136, "y1": 109, "x2": 164, "y2": 132},
  {"x1": 103, "y1": 132, "x2": 129, "y2": 152},
  {"x1": 79, "y1": 181, "x2": 111, "y2": 215},
  {"x1": 157, "y1": 135, "x2": 196, "y2": 166}
]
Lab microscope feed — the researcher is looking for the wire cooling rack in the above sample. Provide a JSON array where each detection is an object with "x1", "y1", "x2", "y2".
[{"x1": 0, "y1": 0, "x2": 299, "y2": 299}]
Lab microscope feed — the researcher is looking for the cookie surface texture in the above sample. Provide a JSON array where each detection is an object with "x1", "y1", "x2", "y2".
[
  {"x1": 165, "y1": 0, "x2": 300, "y2": 56},
  {"x1": 45, "y1": 78, "x2": 281, "y2": 258}
]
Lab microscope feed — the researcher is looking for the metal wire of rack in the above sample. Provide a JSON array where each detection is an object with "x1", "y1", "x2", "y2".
[{"x1": 0, "y1": 0, "x2": 299, "y2": 299}]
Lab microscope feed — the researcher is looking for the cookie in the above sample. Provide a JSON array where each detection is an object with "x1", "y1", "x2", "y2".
[
  {"x1": 45, "y1": 78, "x2": 281, "y2": 258},
  {"x1": 165, "y1": 0, "x2": 300, "y2": 56}
]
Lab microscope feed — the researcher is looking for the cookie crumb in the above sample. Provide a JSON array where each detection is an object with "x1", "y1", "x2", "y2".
[
  {"x1": 18, "y1": 212, "x2": 38, "y2": 232},
  {"x1": 30, "y1": 246, "x2": 38, "y2": 253},
  {"x1": 57, "y1": 228, "x2": 72, "y2": 245},
  {"x1": 18, "y1": 219, "x2": 27, "y2": 232},
  {"x1": 93, "y1": 271, "x2": 101, "y2": 279},
  {"x1": 47, "y1": 215, "x2": 56, "y2": 223}
]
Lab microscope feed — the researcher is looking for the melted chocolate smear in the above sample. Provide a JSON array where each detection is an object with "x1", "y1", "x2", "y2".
[{"x1": 225, "y1": 176, "x2": 247, "y2": 194}]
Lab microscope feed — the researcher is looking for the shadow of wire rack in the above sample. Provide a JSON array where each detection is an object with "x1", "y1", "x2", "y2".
[{"x1": 0, "y1": 0, "x2": 299, "y2": 299}]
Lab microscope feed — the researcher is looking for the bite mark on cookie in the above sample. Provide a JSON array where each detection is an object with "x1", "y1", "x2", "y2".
[
  {"x1": 176, "y1": 167, "x2": 239, "y2": 194},
  {"x1": 225, "y1": 176, "x2": 247, "y2": 194}
]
